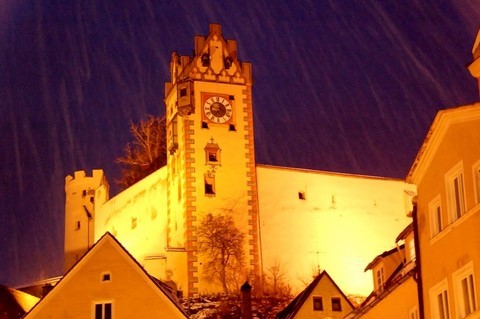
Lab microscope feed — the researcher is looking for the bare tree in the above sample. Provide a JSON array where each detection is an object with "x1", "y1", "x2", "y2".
[
  {"x1": 116, "y1": 115, "x2": 167, "y2": 189},
  {"x1": 197, "y1": 213, "x2": 246, "y2": 294},
  {"x1": 266, "y1": 259, "x2": 289, "y2": 297}
]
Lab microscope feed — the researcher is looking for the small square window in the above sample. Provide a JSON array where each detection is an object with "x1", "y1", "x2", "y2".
[
  {"x1": 201, "y1": 121, "x2": 209, "y2": 129},
  {"x1": 180, "y1": 88, "x2": 187, "y2": 97},
  {"x1": 331, "y1": 297, "x2": 342, "y2": 311},
  {"x1": 102, "y1": 273, "x2": 111, "y2": 282},
  {"x1": 313, "y1": 296, "x2": 323, "y2": 311},
  {"x1": 208, "y1": 153, "x2": 217, "y2": 162},
  {"x1": 298, "y1": 192, "x2": 306, "y2": 200},
  {"x1": 229, "y1": 124, "x2": 236, "y2": 131}
]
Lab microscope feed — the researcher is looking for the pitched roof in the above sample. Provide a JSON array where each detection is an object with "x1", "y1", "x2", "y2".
[
  {"x1": 0, "y1": 285, "x2": 39, "y2": 319},
  {"x1": 277, "y1": 270, "x2": 354, "y2": 319},
  {"x1": 406, "y1": 103, "x2": 480, "y2": 183},
  {"x1": 396, "y1": 222, "x2": 413, "y2": 243},
  {"x1": 25, "y1": 232, "x2": 188, "y2": 318},
  {"x1": 364, "y1": 245, "x2": 404, "y2": 272}
]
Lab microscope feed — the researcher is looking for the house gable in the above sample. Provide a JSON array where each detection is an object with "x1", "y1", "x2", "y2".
[
  {"x1": 407, "y1": 103, "x2": 480, "y2": 185},
  {"x1": 278, "y1": 270, "x2": 354, "y2": 319},
  {"x1": 25, "y1": 232, "x2": 187, "y2": 319}
]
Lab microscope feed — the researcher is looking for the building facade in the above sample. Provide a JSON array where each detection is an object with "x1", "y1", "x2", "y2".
[
  {"x1": 406, "y1": 103, "x2": 480, "y2": 319},
  {"x1": 64, "y1": 24, "x2": 415, "y2": 297}
]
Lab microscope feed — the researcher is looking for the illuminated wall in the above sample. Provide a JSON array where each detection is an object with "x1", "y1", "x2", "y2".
[
  {"x1": 93, "y1": 167, "x2": 172, "y2": 284},
  {"x1": 257, "y1": 164, "x2": 416, "y2": 295}
]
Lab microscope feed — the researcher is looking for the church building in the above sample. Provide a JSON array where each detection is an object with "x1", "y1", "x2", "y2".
[{"x1": 64, "y1": 24, "x2": 415, "y2": 297}]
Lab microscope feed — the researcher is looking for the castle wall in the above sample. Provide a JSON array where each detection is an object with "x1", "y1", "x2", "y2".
[
  {"x1": 94, "y1": 167, "x2": 172, "y2": 282},
  {"x1": 257, "y1": 164, "x2": 416, "y2": 295}
]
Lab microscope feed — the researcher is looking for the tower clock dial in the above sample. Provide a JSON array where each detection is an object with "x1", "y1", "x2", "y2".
[{"x1": 203, "y1": 96, "x2": 233, "y2": 123}]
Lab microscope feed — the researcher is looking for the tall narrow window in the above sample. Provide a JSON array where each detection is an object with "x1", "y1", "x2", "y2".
[
  {"x1": 430, "y1": 279, "x2": 450, "y2": 319},
  {"x1": 429, "y1": 196, "x2": 443, "y2": 237},
  {"x1": 453, "y1": 174, "x2": 465, "y2": 219},
  {"x1": 446, "y1": 162, "x2": 466, "y2": 223},
  {"x1": 376, "y1": 267, "x2": 385, "y2": 291},
  {"x1": 204, "y1": 173, "x2": 215, "y2": 196},
  {"x1": 454, "y1": 262, "x2": 477, "y2": 318},
  {"x1": 461, "y1": 274, "x2": 477, "y2": 315},
  {"x1": 437, "y1": 291, "x2": 449, "y2": 319},
  {"x1": 95, "y1": 302, "x2": 112, "y2": 319},
  {"x1": 473, "y1": 161, "x2": 480, "y2": 204},
  {"x1": 409, "y1": 306, "x2": 419, "y2": 319}
]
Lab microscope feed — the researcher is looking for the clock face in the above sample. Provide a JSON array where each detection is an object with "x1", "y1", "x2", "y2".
[{"x1": 203, "y1": 96, "x2": 233, "y2": 123}]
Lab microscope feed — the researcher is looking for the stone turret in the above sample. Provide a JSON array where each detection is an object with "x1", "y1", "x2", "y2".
[{"x1": 64, "y1": 170, "x2": 109, "y2": 272}]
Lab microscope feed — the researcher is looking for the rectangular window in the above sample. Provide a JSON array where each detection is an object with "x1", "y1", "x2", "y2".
[
  {"x1": 430, "y1": 279, "x2": 450, "y2": 319},
  {"x1": 376, "y1": 267, "x2": 385, "y2": 291},
  {"x1": 453, "y1": 174, "x2": 465, "y2": 219},
  {"x1": 446, "y1": 162, "x2": 466, "y2": 223},
  {"x1": 95, "y1": 302, "x2": 112, "y2": 319},
  {"x1": 179, "y1": 87, "x2": 187, "y2": 97},
  {"x1": 407, "y1": 237, "x2": 416, "y2": 263},
  {"x1": 208, "y1": 152, "x2": 217, "y2": 162},
  {"x1": 204, "y1": 174, "x2": 215, "y2": 196},
  {"x1": 461, "y1": 274, "x2": 476, "y2": 315},
  {"x1": 429, "y1": 195, "x2": 443, "y2": 237},
  {"x1": 313, "y1": 296, "x2": 323, "y2": 311},
  {"x1": 453, "y1": 261, "x2": 477, "y2": 318},
  {"x1": 409, "y1": 306, "x2": 419, "y2": 319},
  {"x1": 102, "y1": 273, "x2": 111, "y2": 282},
  {"x1": 437, "y1": 291, "x2": 449, "y2": 319},
  {"x1": 331, "y1": 297, "x2": 342, "y2": 311},
  {"x1": 473, "y1": 161, "x2": 480, "y2": 205},
  {"x1": 298, "y1": 191, "x2": 306, "y2": 200}
]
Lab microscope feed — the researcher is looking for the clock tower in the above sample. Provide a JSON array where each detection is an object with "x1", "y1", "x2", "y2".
[{"x1": 164, "y1": 24, "x2": 261, "y2": 295}]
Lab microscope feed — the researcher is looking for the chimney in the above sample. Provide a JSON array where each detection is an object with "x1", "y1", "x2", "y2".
[{"x1": 241, "y1": 281, "x2": 253, "y2": 319}]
